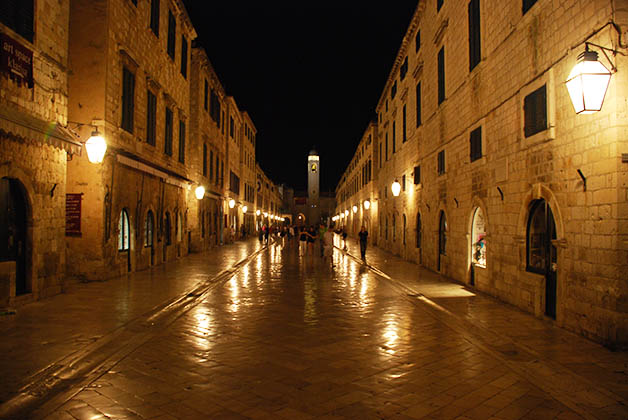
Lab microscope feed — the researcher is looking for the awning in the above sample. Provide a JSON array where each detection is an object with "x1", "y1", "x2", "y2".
[{"x1": 0, "y1": 106, "x2": 83, "y2": 155}]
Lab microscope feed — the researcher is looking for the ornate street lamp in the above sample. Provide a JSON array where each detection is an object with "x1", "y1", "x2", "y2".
[
  {"x1": 194, "y1": 185, "x2": 205, "y2": 200},
  {"x1": 391, "y1": 180, "x2": 401, "y2": 197},
  {"x1": 566, "y1": 46, "x2": 613, "y2": 114},
  {"x1": 85, "y1": 128, "x2": 107, "y2": 163}
]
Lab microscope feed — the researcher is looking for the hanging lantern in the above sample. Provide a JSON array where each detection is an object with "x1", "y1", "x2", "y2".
[
  {"x1": 194, "y1": 185, "x2": 205, "y2": 200},
  {"x1": 85, "y1": 128, "x2": 107, "y2": 163},
  {"x1": 391, "y1": 180, "x2": 401, "y2": 197},
  {"x1": 566, "y1": 48, "x2": 612, "y2": 114}
]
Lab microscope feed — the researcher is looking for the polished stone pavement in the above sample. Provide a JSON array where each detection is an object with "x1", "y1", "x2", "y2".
[{"x1": 0, "y1": 235, "x2": 626, "y2": 419}]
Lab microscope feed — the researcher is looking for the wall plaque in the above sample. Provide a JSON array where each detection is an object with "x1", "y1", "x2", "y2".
[{"x1": 65, "y1": 193, "x2": 82, "y2": 236}]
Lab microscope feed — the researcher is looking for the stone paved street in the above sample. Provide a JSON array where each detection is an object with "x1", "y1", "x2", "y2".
[{"x1": 1, "y1": 236, "x2": 627, "y2": 419}]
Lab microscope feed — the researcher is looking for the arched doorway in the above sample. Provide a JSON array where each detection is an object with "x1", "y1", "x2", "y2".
[
  {"x1": 163, "y1": 212, "x2": 171, "y2": 261},
  {"x1": 438, "y1": 211, "x2": 447, "y2": 272},
  {"x1": 470, "y1": 207, "x2": 487, "y2": 286},
  {"x1": 145, "y1": 210, "x2": 154, "y2": 265},
  {"x1": 118, "y1": 209, "x2": 131, "y2": 272},
  {"x1": 527, "y1": 199, "x2": 557, "y2": 319},
  {"x1": 0, "y1": 178, "x2": 29, "y2": 294},
  {"x1": 416, "y1": 212, "x2": 422, "y2": 263}
]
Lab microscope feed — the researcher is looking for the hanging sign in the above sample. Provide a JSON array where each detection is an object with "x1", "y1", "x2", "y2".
[
  {"x1": 65, "y1": 193, "x2": 82, "y2": 236},
  {"x1": 1, "y1": 33, "x2": 34, "y2": 88}
]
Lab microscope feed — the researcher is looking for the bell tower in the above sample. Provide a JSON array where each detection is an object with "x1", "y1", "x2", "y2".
[{"x1": 307, "y1": 149, "x2": 320, "y2": 223}]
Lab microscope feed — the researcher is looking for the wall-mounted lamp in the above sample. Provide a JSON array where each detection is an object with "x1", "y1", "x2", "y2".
[
  {"x1": 256, "y1": 209, "x2": 261, "y2": 216},
  {"x1": 352, "y1": 205, "x2": 358, "y2": 213},
  {"x1": 566, "y1": 44, "x2": 613, "y2": 114},
  {"x1": 229, "y1": 199, "x2": 236, "y2": 209},
  {"x1": 363, "y1": 200, "x2": 371, "y2": 210},
  {"x1": 195, "y1": 185, "x2": 205, "y2": 200},
  {"x1": 263, "y1": 212, "x2": 268, "y2": 217},
  {"x1": 391, "y1": 180, "x2": 401, "y2": 197},
  {"x1": 242, "y1": 205, "x2": 248, "y2": 213},
  {"x1": 344, "y1": 209, "x2": 349, "y2": 217},
  {"x1": 85, "y1": 128, "x2": 107, "y2": 163}
]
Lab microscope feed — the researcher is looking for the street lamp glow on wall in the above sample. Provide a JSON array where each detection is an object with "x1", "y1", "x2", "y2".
[
  {"x1": 85, "y1": 128, "x2": 107, "y2": 163},
  {"x1": 391, "y1": 180, "x2": 401, "y2": 197},
  {"x1": 194, "y1": 185, "x2": 205, "y2": 200},
  {"x1": 566, "y1": 46, "x2": 612, "y2": 114},
  {"x1": 229, "y1": 199, "x2": 236, "y2": 209},
  {"x1": 363, "y1": 200, "x2": 371, "y2": 210}
]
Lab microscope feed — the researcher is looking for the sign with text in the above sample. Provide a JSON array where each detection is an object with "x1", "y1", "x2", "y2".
[
  {"x1": 65, "y1": 194, "x2": 82, "y2": 236},
  {"x1": 1, "y1": 33, "x2": 33, "y2": 88}
]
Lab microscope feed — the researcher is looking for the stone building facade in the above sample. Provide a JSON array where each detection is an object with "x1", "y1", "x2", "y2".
[
  {"x1": 335, "y1": 0, "x2": 628, "y2": 348},
  {"x1": 189, "y1": 46, "x2": 227, "y2": 251},
  {"x1": 67, "y1": 0, "x2": 197, "y2": 280},
  {"x1": 0, "y1": 1, "x2": 82, "y2": 306}
]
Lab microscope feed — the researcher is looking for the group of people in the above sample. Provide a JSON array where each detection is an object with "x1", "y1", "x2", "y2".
[{"x1": 258, "y1": 222, "x2": 369, "y2": 265}]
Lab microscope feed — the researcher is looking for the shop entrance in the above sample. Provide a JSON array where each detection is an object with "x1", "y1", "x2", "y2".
[
  {"x1": 527, "y1": 199, "x2": 557, "y2": 319},
  {"x1": 0, "y1": 178, "x2": 29, "y2": 295}
]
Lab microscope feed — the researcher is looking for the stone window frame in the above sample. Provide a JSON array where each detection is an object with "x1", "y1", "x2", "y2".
[{"x1": 519, "y1": 69, "x2": 556, "y2": 148}]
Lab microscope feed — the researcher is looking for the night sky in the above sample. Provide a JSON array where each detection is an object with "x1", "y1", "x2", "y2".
[{"x1": 183, "y1": 1, "x2": 418, "y2": 192}]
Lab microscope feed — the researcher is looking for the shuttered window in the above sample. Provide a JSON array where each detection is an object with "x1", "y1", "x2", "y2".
[
  {"x1": 468, "y1": 0, "x2": 481, "y2": 71},
  {"x1": 167, "y1": 10, "x2": 176, "y2": 60},
  {"x1": 180, "y1": 35, "x2": 188, "y2": 78},
  {"x1": 523, "y1": 0, "x2": 538, "y2": 14},
  {"x1": 121, "y1": 67, "x2": 135, "y2": 133},
  {"x1": 164, "y1": 107, "x2": 173, "y2": 156},
  {"x1": 146, "y1": 90, "x2": 157, "y2": 145},
  {"x1": 416, "y1": 82, "x2": 422, "y2": 127},
  {"x1": 402, "y1": 104, "x2": 407, "y2": 142},
  {"x1": 414, "y1": 165, "x2": 421, "y2": 185},
  {"x1": 438, "y1": 150, "x2": 446, "y2": 175},
  {"x1": 150, "y1": 0, "x2": 159, "y2": 36},
  {"x1": 415, "y1": 30, "x2": 421, "y2": 53},
  {"x1": 0, "y1": 0, "x2": 34, "y2": 42},
  {"x1": 178, "y1": 120, "x2": 185, "y2": 163},
  {"x1": 438, "y1": 47, "x2": 445, "y2": 104},
  {"x1": 470, "y1": 126, "x2": 482, "y2": 162},
  {"x1": 203, "y1": 144, "x2": 207, "y2": 176},
  {"x1": 524, "y1": 85, "x2": 547, "y2": 137}
]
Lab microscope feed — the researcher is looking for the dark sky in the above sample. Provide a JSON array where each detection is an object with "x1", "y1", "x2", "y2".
[{"x1": 182, "y1": 1, "x2": 418, "y2": 192}]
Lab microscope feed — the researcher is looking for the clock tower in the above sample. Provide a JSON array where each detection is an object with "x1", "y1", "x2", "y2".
[{"x1": 307, "y1": 149, "x2": 320, "y2": 223}]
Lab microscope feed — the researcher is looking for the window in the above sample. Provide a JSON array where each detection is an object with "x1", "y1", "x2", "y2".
[
  {"x1": 1, "y1": 1, "x2": 34, "y2": 42},
  {"x1": 400, "y1": 57, "x2": 408, "y2": 80},
  {"x1": 216, "y1": 155, "x2": 220, "y2": 184},
  {"x1": 403, "y1": 214, "x2": 407, "y2": 245},
  {"x1": 437, "y1": 0, "x2": 444, "y2": 12},
  {"x1": 180, "y1": 35, "x2": 188, "y2": 78},
  {"x1": 415, "y1": 30, "x2": 421, "y2": 53},
  {"x1": 438, "y1": 150, "x2": 446, "y2": 175},
  {"x1": 438, "y1": 47, "x2": 445, "y2": 104},
  {"x1": 164, "y1": 107, "x2": 173, "y2": 156},
  {"x1": 392, "y1": 122, "x2": 396, "y2": 153},
  {"x1": 385, "y1": 133, "x2": 389, "y2": 161},
  {"x1": 468, "y1": 0, "x2": 481, "y2": 71},
  {"x1": 209, "y1": 150, "x2": 214, "y2": 180},
  {"x1": 178, "y1": 120, "x2": 185, "y2": 163},
  {"x1": 379, "y1": 143, "x2": 382, "y2": 168},
  {"x1": 118, "y1": 209, "x2": 130, "y2": 251},
  {"x1": 230, "y1": 171, "x2": 240, "y2": 194},
  {"x1": 391, "y1": 81, "x2": 397, "y2": 99},
  {"x1": 204, "y1": 80, "x2": 209, "y2": 111},
  {"x1": 522, "y1": 0, "x2": 538, "y2": 14},
  {"x1": 121, "y1": 67, "x2": 135, "y2": 133},
  {"x1": 524, "y1": 85, "x2": 547, "y2": 137},
  {"x1": 167, "y1": 10, "x2": 176, "y2": 60},
  {"x1": 145, "y1": 211, "x2": 154, "y2": 247},
  {"x1": 230, "y1": 117, "x2": 234, "y2": 138},
  {"x1": 210, "y1": 89, "x2": 221, "y2": 123},
  {"x1": 402, "y1": 175, "x2": 406, "y2": 191},
  {"x1": 150, "y1": 0, "x2": 159, "y2": 36},
  {"x1": 470, "y1": 126, "x2": 482, "y2": 162},
  {"x1": 416, "y1": 82, "x2": 422, "y2": 127},
  {"x1": 402, "y1": 105, "x2": 407, "y2": 142},
  {"x1": 414, "y1": 165, "x2": 421, "y2": 184},
  {"x1": 146, "y1": 90, "x2": 156, "y2": 145},
  {"x1": 203, "y1": 144, "x2": 207, "y2": 176}
]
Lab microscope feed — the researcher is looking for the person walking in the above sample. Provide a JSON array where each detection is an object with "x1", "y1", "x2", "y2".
[
  {"x1": 342, "y1": 227, "x2": 348, "y2": 251},
  {"x1": 358, "y1": 225, "x2": 368, "y2": 261},
  {"x1": 323, "y1": 226, "x2": 335, "y2": 267},
  {"x1": 318, "y1": 223, "x2": 327, "y2": 257}
]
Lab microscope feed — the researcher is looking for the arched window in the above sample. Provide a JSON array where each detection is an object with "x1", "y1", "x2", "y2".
[
  {"x1": 416, "y1": 212, "x2": 422, "y2": 248},
  {"x1": 145, "y1": 210, "x2": 154, "y2": 247},
  {"x1": 164, "y1": 212, "x2": 171, "y2": 245},
  {"x1": 471, "y1": 207, "x2": 486, "y2": 267},
  {"x1": 402, "y1": 214, "x2": 407, "y2": 245},
  {"x1": 118, "y1": 209, "x2": 130, "y2": 251}
]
